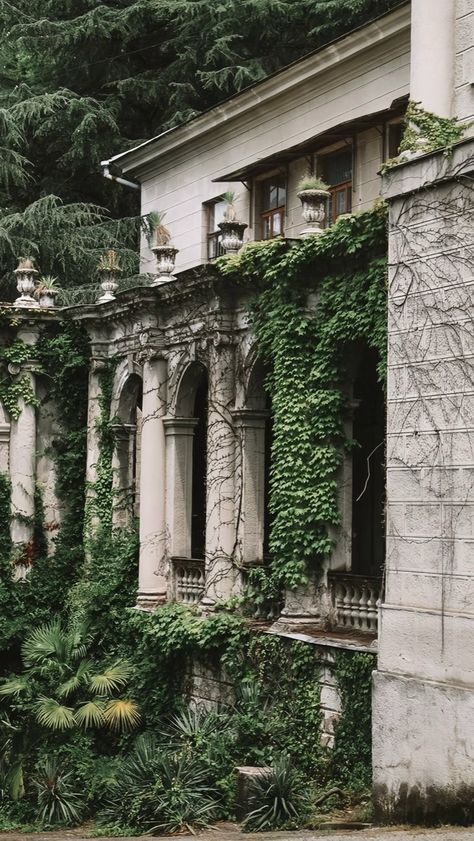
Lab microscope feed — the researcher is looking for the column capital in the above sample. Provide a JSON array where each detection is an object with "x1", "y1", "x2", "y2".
[
  {"x1": 232, "y1": 408, "x2": 270, "y2": 428},
  {"x1": 163, "y1": 416, "x2": 199, "y2": 436}
]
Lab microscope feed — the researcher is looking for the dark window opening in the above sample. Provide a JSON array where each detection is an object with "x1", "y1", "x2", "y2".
[
  {"x1": 319, "y1": 147, "x2": 353, "y2": 225},
  {"x1": 191, "y1": 370, "x2": 208, "y2": 559},
  {"x1": 387, "y1": 121, "x2": 404, "y2": 159},
  {"x1": 261, "y1": 175, "x2": 286, "y2": 239},
  {"x1": 206, "y1": 199, "x2": 226, "y2": 260},
  {"x1": 351, "y1": 346, "x2": 385, "y2": 577}
]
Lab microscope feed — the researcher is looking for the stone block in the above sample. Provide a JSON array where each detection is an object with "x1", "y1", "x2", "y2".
[
  {"x1": 373, "y1": 671, "x2": 474, "y2": 823},
  {"x1": 235, "y1": 766, "x2": 271, "y2": 821}
]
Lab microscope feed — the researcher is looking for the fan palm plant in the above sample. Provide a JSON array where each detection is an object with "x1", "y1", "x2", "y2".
[{"x1": 0, "y1": 620, "x2": 140, "y2": 799}]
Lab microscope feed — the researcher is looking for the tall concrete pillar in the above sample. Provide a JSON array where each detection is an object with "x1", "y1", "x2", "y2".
[
  {"x1": 163, "y1": 418, "x2": 198, "y2": 560},
  {"x1": 233, "y1": 409, "x2": 268, "y2": 565},
  {"x1": 373, "y1": 139, "x2": 474, "y2": 823},
  {"x1": 137, "y1": 355, "x2": 168, "y2": 608},
  {"x1": 203, "y1": 340, "x2": 237, "y2": 605},
  {"x1": 410, "y1": 0, "x2": 455, "y2": 116},
  {"x1": 9, "y1": 326, "x2": 39, "y2": 577}
]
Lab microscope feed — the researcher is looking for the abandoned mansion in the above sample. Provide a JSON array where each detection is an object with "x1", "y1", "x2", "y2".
[{"x1": 2, "y1": 0, "x2": 474, "y2": 825}]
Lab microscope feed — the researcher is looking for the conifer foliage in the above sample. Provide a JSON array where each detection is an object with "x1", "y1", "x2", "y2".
[{"x1": 0, "y1": 0, "x2": 399, "y2": 289}]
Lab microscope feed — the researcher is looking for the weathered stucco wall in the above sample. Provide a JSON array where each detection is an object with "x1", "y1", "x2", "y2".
[{"x1": 373, "y1": 137, "x2": 474, "y2": 823}]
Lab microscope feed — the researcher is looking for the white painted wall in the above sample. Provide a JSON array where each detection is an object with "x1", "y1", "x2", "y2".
[{"x1": 137, "y1": 15, "x2": 410, "y2": 273}]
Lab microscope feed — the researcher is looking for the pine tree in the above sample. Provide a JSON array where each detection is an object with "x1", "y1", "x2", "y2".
[{"x1": 0, "y1": 0, "x2": 399, "y2": 289}]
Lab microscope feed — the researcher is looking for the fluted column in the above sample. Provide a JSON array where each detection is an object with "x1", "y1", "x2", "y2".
[
  {"x1": 9, "y1": 325, "x2": 39, "y2": 578},
  {"x1": 204, "y1": 339, "x2": 237, "y2": 605},
  {"x1": 137, "y1": 354, "x2": 168, "y2": 608}
]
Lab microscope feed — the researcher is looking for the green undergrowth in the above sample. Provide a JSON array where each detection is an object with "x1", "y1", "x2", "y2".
[{"x1": 0, "y1": 210, "x2": 381, "y2": 830}]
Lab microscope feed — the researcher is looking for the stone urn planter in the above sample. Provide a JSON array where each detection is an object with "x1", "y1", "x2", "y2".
[
  {"x1": 14, "y1": 258, "x2": 39, "y2": 308},
  {"x1": 151, "y1": 245, "x2": 178, "y2": 285},
  {"x1": 296, "y1": 177, "x2": 330, "y2": 237},
  {"x1": 97, "y1": 250, "x2": 122, "y2": 303},
  {"x1": 218, "y1": 190, "x2": 247, "y2": 254},
  {"x1": 218, "y1": 220, "x2": 248, "y2": 254},
  {"x1": 35, "y1": 276, "x2": 61, "y2": 308}
]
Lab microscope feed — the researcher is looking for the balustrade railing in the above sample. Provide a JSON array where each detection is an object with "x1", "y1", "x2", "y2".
[
  {"x1": 172, "y1": 557, "x2": 205, "y2": 604},
  {"x1": 328, "y1": 573, "x2": 382, "y2": 634}
]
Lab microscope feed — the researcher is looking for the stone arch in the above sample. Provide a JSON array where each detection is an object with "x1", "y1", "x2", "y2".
[
  {"x1": 110, "y1": 366, "x2": 143, "y2": 525},
  {"x1": 174, "y1": 359, "x2": 207, "y2": 418}
]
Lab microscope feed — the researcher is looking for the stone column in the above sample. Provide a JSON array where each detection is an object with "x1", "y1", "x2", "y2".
[
  {"x1": 163, "y1": 418, "x2": 198, "y2": 559},
  {"x1": 137, "y1": 355, "x2": 168, "y2": 608},
  {"x1": 9, "y1": 326, "x2": 39, "y2": 577},
  {"x1": 410, "y1": 0, "x2": 454, "y2": 117},
  {"x1": 0, "y1": 405, "x2": 10, "y2": 474},
  {"x1": 233, "y1": 409, "x2": 268, "y2": 565},
  {"x1": 204, "y1": 339, "x2": 237, "y2": 605}
]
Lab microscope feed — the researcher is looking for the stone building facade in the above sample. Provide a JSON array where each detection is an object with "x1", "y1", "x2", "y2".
[{"x1": 1, "y1": 0, "x2": 474, "y2": 823}]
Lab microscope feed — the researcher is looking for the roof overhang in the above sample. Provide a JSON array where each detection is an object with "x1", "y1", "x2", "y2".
[
  {"x1": 101, "y1": 2, "x2": 410, "y2": 179},
  {"x1": 212, "y1": 97, "x2": 408, "y2": 182}
]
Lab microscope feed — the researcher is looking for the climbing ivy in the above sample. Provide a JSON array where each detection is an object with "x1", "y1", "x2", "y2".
[
  {"x1": 399, "y1": 101, "x2": 467, "y2": 156},
  {"x1": 331, "y1": 651, "x2": 375, "y2": 789},
  {"x1": 218, "y1": 206, "x2": 387, "y2": 594},
  {"x1": 0, "y1": 340, "x2": 40, "y2": 420}
]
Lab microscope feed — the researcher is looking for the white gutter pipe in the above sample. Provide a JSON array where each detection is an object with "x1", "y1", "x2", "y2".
[{"x1": 102, "y1": 163, "x2": 140, "y2": 190}]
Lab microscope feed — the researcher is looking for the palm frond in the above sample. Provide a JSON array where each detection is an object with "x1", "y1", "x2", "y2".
[
  {"x1": 103, "y1": 699, "x2": 140, "y2": 732},
  {"x1": 35, "y1": 697, "x2": 75, "y2": 731},
  {"x1": 88, "y1": 660, "x2": 131, "y2": 695},
  {"x1": 22, "y1": 619, "x2": 68, "y2": 666},
  {"x1": 57, "y1": 659, "x2": 94, "y2": 697},
  {"x1": 0, "y1": 678, "x2": 28, "y2": 698},
  {"x1": 74, "y1": 699, "x2": 106, "y2": 729}
]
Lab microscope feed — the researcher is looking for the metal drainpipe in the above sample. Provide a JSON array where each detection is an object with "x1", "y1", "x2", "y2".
[{"x1": 102, "y1": 164, "x2": 140, "y2": 190}]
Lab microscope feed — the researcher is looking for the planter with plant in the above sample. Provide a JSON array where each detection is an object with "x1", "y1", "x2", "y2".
[
  {"x1": 218, "y1": 191, "x2": 248, "y2": 254},
  {"x1": 143, "y1": 211, "x2": 178, "y2": 285},
  {"x1": 14, "y1": 257, "x2": 39, "y2": 309},
  {"x1": 97, "y1": 250, "x2": 122, "y2": 303},
  {"x1": 296, "y1": 176, "x2": 330, "y2": 237},
  {"x1": 34, "y1": 276, "x2": 60, "y2": 308}
]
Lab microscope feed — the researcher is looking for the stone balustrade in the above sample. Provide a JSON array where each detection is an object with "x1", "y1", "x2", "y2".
[
  {"x1": 172, "y1": 557, "x2": 205, "y2": 604},
  {"x1": 328, "y1": 572, "x2": 382, "y2": 634}
]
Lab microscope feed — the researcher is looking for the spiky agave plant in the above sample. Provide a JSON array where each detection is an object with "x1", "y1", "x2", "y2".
[
  {"x1": 32, "y1": 757, "x2": 84, "y2": 825},
  {"x1": 222, "y1": 190, "x2": 237, "y2": 222},
  {"x1": 142, "y1": 210, "x2": 171, "y2": 247},
  {"x1": 243, "y1": 754, "x2": 311, "y2": 831}
]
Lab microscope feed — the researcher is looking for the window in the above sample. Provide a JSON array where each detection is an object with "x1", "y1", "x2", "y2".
[
  {"x1": 260, "y1": 175, "x2": 286, "y2": 239},
  {"x1": 319, "y1": 148, "x2": 352, "y2": 225},
  {"x1": 206, "y1": 199, "x2": 227, "y2": 260},
  {"x1": 386, "y1": 121, "x2": 404, "y2": 159}
]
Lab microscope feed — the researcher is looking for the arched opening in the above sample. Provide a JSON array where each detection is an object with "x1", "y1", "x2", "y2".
[
  {"x1": 351, "y1": 345, "x2": 385, "y2": 577},
  {"x1": 240, "y1": 359, "x2": 272, "y2": 563},
  {"x1": 113, "y1": 372, "x2": 143, "y2": 523},
  {"x1": 191, "y1": 368, "x2": 208, "y2": 559}
]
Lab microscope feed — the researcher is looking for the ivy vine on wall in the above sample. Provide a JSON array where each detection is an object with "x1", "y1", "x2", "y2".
[{"x1": 218, "y1": 205, "x2": 387, "y2": 594}]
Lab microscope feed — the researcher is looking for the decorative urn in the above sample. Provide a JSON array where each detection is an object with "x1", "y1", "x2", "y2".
[
  {"x1": 151, "y1": 245, "x2": 179, "y2": 286},
  {"x1": 218, "y1": 221, "x2": 248, "y2": 254},
  {"x1": 97, "y1": 250, "x2": 122, "y2": 303},
  {"x1": 297, "y1": 188, "x2": 330, "y2": 237},
  {"x1": 14, "y1": 258, "x2": 39, "y2": 308}
]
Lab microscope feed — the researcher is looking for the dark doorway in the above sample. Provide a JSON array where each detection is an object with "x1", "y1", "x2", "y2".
[
  {"x1": 351, "y1": 346, "x2": 385, "y2": 577},
  {"x1": 191, "y1": 368, "x2": 208, "y2": 559}
]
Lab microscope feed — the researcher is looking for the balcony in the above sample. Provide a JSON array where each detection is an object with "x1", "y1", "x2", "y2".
[{"x1": 172, "y1": 557, "x2": 205, "y2": 604}]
